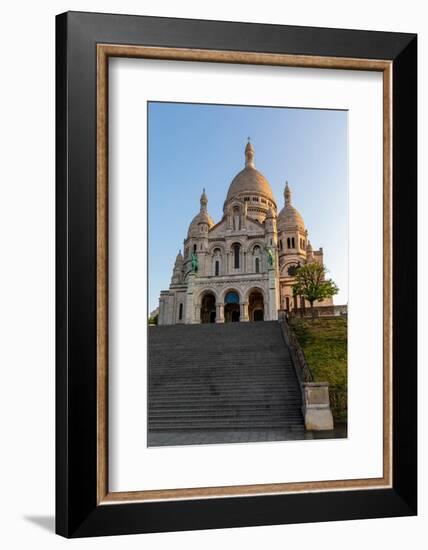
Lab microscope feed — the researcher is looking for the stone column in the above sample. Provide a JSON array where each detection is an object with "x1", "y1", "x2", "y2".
[
  {"x1": 185, "y1": 273, "x2": 196, "y2": 323},
  {"x1": 216, "y1": 303, "x2": 224, "y2": 323},
  {"x1": 241, "y1": 301, "x2": 249, "y2": 321},
  {"x1": 268, "y1": 267, "x2": 279, "y2": 320}
]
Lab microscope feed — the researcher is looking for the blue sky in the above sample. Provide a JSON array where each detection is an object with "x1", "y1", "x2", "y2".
[{"x1": 148, "y1": 102, "x2": 348, "y2": 312}]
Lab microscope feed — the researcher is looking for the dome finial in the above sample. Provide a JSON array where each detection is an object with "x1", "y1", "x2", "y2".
[
  {"x1": 284, "y1": 180, "x2": 291, "y2": 206},
  {"x1": 200, "y1": 188, "x2": 208, "y2": 211},
  {"x1": 245, "y1": 139, "x2": 255, "y2": 167}
]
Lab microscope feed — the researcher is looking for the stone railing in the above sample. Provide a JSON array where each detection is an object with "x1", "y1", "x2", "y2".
[
  {"x1": 281, "y1": 305, "x2": 348, "y2": 319},
  {"x1": 278, "y1": 311, "x2": 334, "y2": 431},
  {"x1": 279, "y1": 312, "x2": 313, "y2": 384}
]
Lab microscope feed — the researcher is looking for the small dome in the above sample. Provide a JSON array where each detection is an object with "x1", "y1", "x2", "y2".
[
  {"x1": 278, "y1": 204, "x2": 305, "y2": 231},
  {"x1": 277, "y1": 181, "x2": 305, "y2": 231},
  {"x1": 187, "y1": 189, "x2": 214, "y2": 237},
  {"x1": 187, "y1": 211, "x2": 214, "y2": 237}
]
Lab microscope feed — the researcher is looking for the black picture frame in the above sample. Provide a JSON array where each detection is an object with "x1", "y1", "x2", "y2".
[{"x1": 56, "y1": 11, "x2": 417, "y2": 538}]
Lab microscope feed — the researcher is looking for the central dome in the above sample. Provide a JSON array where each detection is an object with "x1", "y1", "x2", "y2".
[
  {"x1": 225, "y1": 142, "x2": 276, "y2": 208},
  {"x1": 226, "y1": 165, "x2": 275, "y2": 203}
]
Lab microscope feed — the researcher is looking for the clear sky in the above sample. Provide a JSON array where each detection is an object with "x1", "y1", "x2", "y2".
[{"x1": 148, "y1": 101, "x2": 348, "y2": 313}]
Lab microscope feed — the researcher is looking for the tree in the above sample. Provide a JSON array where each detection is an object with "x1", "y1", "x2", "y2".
[{"x1": 292, "y1": 262, "x2": 338, "y2": 319}]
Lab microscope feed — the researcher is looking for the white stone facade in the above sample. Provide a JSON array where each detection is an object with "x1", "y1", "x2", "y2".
[{"x1": 158, "y1": 142, "x2": 333, "y2": 325}]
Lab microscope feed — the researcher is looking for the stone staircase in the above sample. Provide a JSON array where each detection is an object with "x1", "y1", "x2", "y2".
[{"x1": 148, "y1": 321, "x2": 304, "y2": 436}]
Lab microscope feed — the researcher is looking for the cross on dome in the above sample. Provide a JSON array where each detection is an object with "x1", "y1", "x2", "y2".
[
  {"x1": 284, "y1": 181, "x2": 291, "y2": 206},
  {"x1": 245, "y1": 139, "x2": 255, "y2": 167},
  {"x1": 200, "y1": 188, "x2": 208, "y2": 210}
]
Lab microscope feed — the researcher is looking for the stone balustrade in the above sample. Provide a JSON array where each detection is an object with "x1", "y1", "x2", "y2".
[{"x1": 278, "y1": 312, "x2": 334, "y2": 431}]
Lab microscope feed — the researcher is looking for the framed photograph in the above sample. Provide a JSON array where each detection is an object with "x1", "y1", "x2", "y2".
[{"x1": 56, "y1": 11, "x2": 417, "y2": 537}]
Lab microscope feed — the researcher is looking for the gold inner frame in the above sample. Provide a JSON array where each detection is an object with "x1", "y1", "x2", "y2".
[{"x1": 96, "y1": 44, "x2": 393, "y2": 504}]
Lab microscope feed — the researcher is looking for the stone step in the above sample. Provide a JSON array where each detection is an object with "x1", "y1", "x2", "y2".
[
  {"x1": 152, "y1": 360, "x2": 290, "y2": 366},
  {"x1": 148, "y1": 395, "x2": 301, "y2": 403},
  {"x1": 149, "y1": 397, "x2": 301, "y2": 405},
  {"x1": 149, "y1": 407, "x2": 302, "y2": 415},
  {"x1": 149, "y1": 402, "x2": 302, "y2": 410},
  {"x1": 149, "y1": 412, "x2": 304, "y2": 421},
  {"x1": 149, "y1": 383, "x2": 300, "y2": 390},
  {"x1": 150, "y1": 369, "x2": 295, "y2": 376},
  {"x1": 150, "y1": 416, "x2": 303, "y2": 429},
  {"x1": 148, "y1": 393, "x2": 302, "y2": 406},
  {"x1": 149, "y1": 381, "x2": 300, "y2": 389},
  {"x1": 149, "y1": 357, "x2": 292, "y2": 364},
  {"x1": 149, "y1": 423, "x2": 304, "y2": 430},
  {"x1": 151, "y1": 365, "x2": 294, "y2": 370}
]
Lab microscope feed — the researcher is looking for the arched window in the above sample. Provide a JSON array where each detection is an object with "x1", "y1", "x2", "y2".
[
  {"x1": 255, "y1": 257, "x2": 260, "y2": 273},
  {"x1": 285, "y1": 297, "x2": 290, "y2": 312},
  {"x1": 213, "y1": 248, "x2": 221, "y2": 276},
  {"x1": 225, "y1": 291, "x2": 240, "y2": 304},
  {"x1": 233, "y1": 244, "x2": 240, "y2": 269},
  {"x1": 193, "y1": 244, "x2": 197, "y2": 254},
  {"x1": 287, "y1": 237, "x2": 291, "y2": 249},
  {"x1": 233, "y1": 206, "x2": 241, "y2": 230},
  {"x1": 279, "y1": 239, "x2": 283, "y2": 251},
  {"x1": 291, "y1": 237, "x2": 295, "y2": 248},
  {"x1": 178, "y1": 303, "x2": 183, "y2": 320}
]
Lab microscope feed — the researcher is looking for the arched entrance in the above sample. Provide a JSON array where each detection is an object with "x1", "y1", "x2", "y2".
[
  {"x1": 224, "y1": 291, "x2": 240, "y2": 322},
  {"x1": 248, "y1": 290, "x2": 264, "y2": 321},
  {"x1": 200, "y1": 293, "x2": 216, "y2": 323}
]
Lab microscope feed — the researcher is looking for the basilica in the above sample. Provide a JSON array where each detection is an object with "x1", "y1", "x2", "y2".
[{"x1": 157, "y1": 141, "x2": 333, "y2": 325}]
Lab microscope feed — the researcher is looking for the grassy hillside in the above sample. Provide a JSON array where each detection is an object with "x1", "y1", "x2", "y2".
[{"x1": 291, "y1": 317, "x2": 348, "y2": 421}]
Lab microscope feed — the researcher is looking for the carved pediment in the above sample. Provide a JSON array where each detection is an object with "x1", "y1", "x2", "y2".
[
  {"x1": 208, "y1": 218, "x2": 228, "y2": 236},
  {"x1": 208, "y1": 215, "x2": 264, "y2": 238},
  {"x1": 245, "y1": 217, "x2": 264, "y2": 231}
]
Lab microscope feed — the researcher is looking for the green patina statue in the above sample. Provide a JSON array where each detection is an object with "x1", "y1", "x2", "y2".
[
  {"x1": 267, "y1": 246, "x2": 275, "y2": 268},
  {"x1": 191, "y1": 253, "x2": 199, "y2": 273}
]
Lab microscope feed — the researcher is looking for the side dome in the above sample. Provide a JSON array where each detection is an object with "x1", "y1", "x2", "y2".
[
  {"x1": 277, "y1": 181, "x2": 305, "y2": 231},
  {"x1": 187, "y1": 211, "x2": 214, "y2": 237},
  {"x1": 187, "y1": 189, "x2": 214, "y2": 237}
]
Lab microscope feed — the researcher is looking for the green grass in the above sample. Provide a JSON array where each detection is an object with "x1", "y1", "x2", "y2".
[{"x1": 291, "y1": 317, "x2": 348, "y2": 421}]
